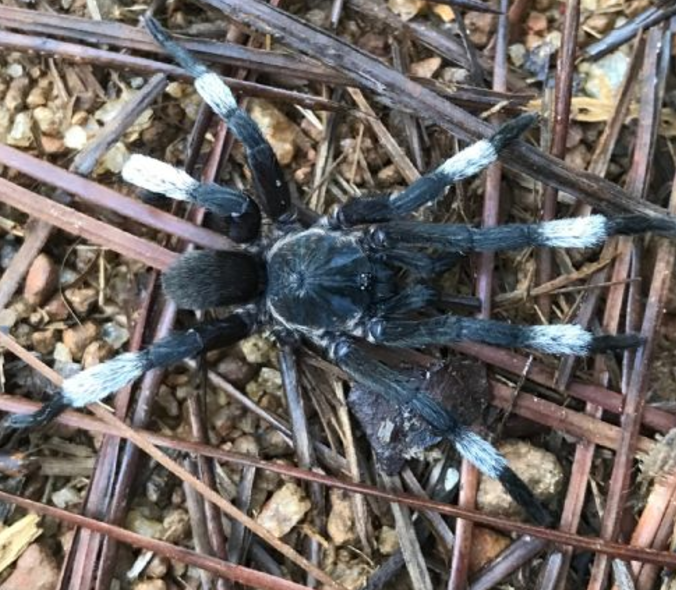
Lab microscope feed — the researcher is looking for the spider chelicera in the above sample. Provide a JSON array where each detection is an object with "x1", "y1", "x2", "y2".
[{"x1": 8, "y1": 16, "x2": 674, "y2": 526}]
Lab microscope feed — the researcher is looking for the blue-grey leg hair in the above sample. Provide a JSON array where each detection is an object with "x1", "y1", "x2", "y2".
[
  {"x1": 332, "y1": 113, "x2": 536, "y2": 227},
  {"x1": 6, "y1": 312, "x2": 255, "y2": 429},
  {"x1": 143, "y1": 16, "x2": 292, "y2": 221},
  {"x1": 367, "y1": 316, "x2": 643, "y2": 356},
  {"x1": 328, "y1": 337, "x2": 553, "y2": 526},
  {"x1": 373, "y1": 214, "x2": 676, "y2": 252}
]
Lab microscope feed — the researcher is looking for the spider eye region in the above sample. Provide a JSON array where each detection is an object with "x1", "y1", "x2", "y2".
[{"x1": 266, "y1": 229, "x2": 374, "y2": 333}]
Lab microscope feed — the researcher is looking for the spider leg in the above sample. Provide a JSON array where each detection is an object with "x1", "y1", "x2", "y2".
[
  {"x1": 144, "y1": 16, "x2": 292, "y2": 223},
  {"x1": 367, "y1": 316, "x2": 643, "y2": 356},
  {"x1": 332, "y1": 113, "x2": 536, "y2": 227},
  {"x1": 327, "y1": 336, "x2": 553, "y2": 526},
  {"x1": 372, "y1": 214, "x2": 676, "y2": 251},
  {"x1": 6, "y1": 310, "x2": 256, "y2": 429},
  {"x1": 122, "y1": 155, "x2": 261, "y2": 243}
]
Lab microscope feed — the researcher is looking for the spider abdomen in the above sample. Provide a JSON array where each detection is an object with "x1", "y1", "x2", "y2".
[{"x1": 266, "y1": 229, "x2": 374, "y2": 333}]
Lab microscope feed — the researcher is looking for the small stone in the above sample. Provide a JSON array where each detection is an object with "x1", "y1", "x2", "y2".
[
  {"x1": 387, "y1": 0, "x2": 424, "y2": 21},
  {"x1": 585, "y1": 13, "x2": 614, "y2": 35},
  {"x1": 409, "y1": 57, "x2": 442, "y2": 79},
  {"x1": 468, "y1": 527, "x2": 511, "y2": 574},
  {"x1": 376, "y1": 163, "x2": 402, "y2": 186},
  {"x1": 526, "y1": 12, "x2": 548, "y2": 35},
  {"x1": 4, "y1": 77, "x2": 29, "y2": 113},
  {"x1": 256, "y1": 483, "x2": 311, "y2": 537},
  {"x1": 7, "y1": 111, "x2": 33, "y2": 147},
  {"x1": 33, "y1": 105, "x2": 63, "y2": 135},
  {"x1": 24, "y1": 253, "x2": 58, "y2": 306},
  {"x1": 0, "y1": 106, "x2": 11, "y2": 142},
  {"x1": 44, "y1": 296, "x2": 69, "y2": 321},
  {"x1": 53, "y1": 342, "x2": 73, "y2": 364},
  {"x1": 377, "y1": 526, "x2": 399, "y2": 555},
  {"x1": 525, "y1": 34, "x2": 545, "y2": 51},
  {"x1": 64, "y1": 125, "x2": 88, "y2": 150},
  {"x1": 6, "y1": 64, "x2": 24, "y2": 79},
  {"x1": 0, "y1": 543, "x2": 59, "y2": 590},
  {"x1": 26, "y1": 86, "x2": 48, "y2": 108},
  {"x1": 509, "y1": 43, "x2": 527, "y2": 68},
  {"x1": 101, "y1": 321, "x2": 129, "y2": 350},
  {"x1": 327, "y1": 489, "x2": 356, "y2": 546},
  {"x1": 240, "y1": 334, "x2": 275, "y2": 365},
  {"x1": 97, "y1": 142, "x2": 129, "y2": 175},
  {"x1": 212, "y1": 404, "x2": 245, "y2": 438},
  {"x1": 465, "y1": 12, "x2": 497, "y2": 48},
  {"x1": 215, "y1": 355, "x2": 256, "y2": 388},
  {"x1": 63, "y1": 286, "x2": 98, "y2": 315},
  {"x1": 62, "y1": 322, "x2": 99, "y2": 361},
  {"x1": 162, "y1": 509, "x2": 191, "y2": 543},
  {"x1": 40, "y1": 135, "x2": 66, "y2": 155},
  {"x1": 132, "y1": 581, "x2": 166, "y2": 590},
  {"x1": 477, "y1": 440, "x2": 564, "y2": 520},
  {"x1": 81, "y1": 340, "x2": 114, "y2": 369},
  {"x1": 232, "y1": 434, "x2": 259, "y2": 457},
  {"x1": 126, "y1": 511, "x2": 164, "y2": 539},
  {"x1": 145, "y1": 555, "x2": 169, "y2": 579},
  {"x1": 31, "y1": 330, "x2": 57, "y2": 355}
]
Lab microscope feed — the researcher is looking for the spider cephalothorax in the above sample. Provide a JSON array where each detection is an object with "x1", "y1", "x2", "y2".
[{"x1": 8, "y1": 16, "x2": 676, "y2": 527}]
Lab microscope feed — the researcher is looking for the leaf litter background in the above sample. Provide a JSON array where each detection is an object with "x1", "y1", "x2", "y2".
[{"x1": 1, "y1": 0, "x2": 676, "y2": 589}]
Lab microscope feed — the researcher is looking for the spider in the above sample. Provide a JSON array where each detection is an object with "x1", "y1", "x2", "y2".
[{"x1": 7, "y1": 16, "x2": 674, "y2": 526}]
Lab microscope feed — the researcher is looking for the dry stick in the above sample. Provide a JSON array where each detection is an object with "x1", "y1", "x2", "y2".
[
  {"x1": 455, "y1": 341, "x2": 676, "y2": 434},
  {"x1": 586, "y1": 25, "x2": 668, "y2": 590},
  {"x1": 0, "y1": 332, "x2": 342, "y2": 590},
  {"x1": 0, "y1": 74, "x2": 168, "y2": 310},
  {"x1": 3, "y1": 384, "x2": 676, "y2": 571},
  {"x1": 581, "y1": 0, "x2": 676, "y2": 62},
  {"x1": 280, "y1": 346, "x2": 325, "y2": 588},
  {"x1": 451, "y1": 2, "x2": 510, "y2": 588},
  {"x1": 490, "y1": 382, "x2": 653, "y2": 455},
  {"x1": 536, "y1": 0, "x2": 579, "y2": 320},
  {"x1": 382, "y1": 473, "x2": 434, "y2": 590},
  {"x1": 0, "y1": 488, "x2": 309, "y2": 590}
]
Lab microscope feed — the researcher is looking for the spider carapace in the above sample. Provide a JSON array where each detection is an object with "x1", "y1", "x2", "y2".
[{"x1": 8, "y1": 15, "x2": 676, "y2": 527}]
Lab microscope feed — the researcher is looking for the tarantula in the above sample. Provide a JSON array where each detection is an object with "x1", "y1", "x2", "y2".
[{"x1": 8, "y1": 16, "x2": 674, "y2": 526}]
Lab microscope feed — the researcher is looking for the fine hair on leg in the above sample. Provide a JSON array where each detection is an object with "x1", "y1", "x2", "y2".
[
  {"x1": 6, "y1": 312, "x2": 255, "y2": 429},
  {"x1": 367, "y1": 316, "x2": 644, "y2": 356},
  {"x1": 143, "y1": 16, "x2": 292, "y2": 221},
  {"x1": 373, "y1": 214, "x2": 676, "y2": 252}
]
